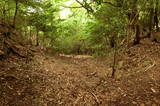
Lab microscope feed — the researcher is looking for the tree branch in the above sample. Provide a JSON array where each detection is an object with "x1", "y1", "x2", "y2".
[
  {"x1": 75, "y1": 0, "x2": 94, "y2": 12},
  {"x1": 75, "y1": 0, "x2": 84, "y2": 6},
  {"x1": 61, "y1": 5, "x2": 82, "y2": 9}
]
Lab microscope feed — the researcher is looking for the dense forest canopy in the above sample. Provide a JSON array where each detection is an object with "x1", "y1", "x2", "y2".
[
  {"x1": 1, "y1": 1, "x2": 160, "y2": 105},
  {"x1": 0, "y1": 0, "x2": 160, "y2": 55}
]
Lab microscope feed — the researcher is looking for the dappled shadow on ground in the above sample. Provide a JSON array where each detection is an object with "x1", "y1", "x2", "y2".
[{"x1": 0, "y1": 38, "x2": 160, "y2": 106}]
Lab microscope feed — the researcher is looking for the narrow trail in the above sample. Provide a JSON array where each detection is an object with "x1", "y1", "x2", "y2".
[{"x1": 0, "y1": 38, "x2": 160, "y2": 106}]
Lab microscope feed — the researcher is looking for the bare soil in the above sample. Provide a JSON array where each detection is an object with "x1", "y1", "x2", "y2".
[{"x1": 0, "y1": 38, "x2": 160, "y2": 106}]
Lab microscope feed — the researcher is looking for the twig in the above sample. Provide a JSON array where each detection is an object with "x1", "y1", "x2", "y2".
[
  {"x1": 73, "y1": 96, "x2": 81, "y2": 105},
  {"x1": 143, "y1": 61, "x2": 155, "y2": 72},
  {"x1": 89, "y1": 91, "x2": 100, "y2": 105},
  {"x1": 125, "y1": 60, "x2": 156, "y2": 77}
]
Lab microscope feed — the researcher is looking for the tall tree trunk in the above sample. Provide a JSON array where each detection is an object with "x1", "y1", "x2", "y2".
[
  {"x1": 149, "y1": 0, "x2": 159, "y2": 33},
  {"x1": 13, "y1": 0, "x2": 18, "y2": 28},
  {"x1": 127, "y1": 0, "x2": 140, "y2": 45},
  {"x1": 133, "y1": 24, "x2": 140, "y2": 44},
  {"x1": 154, "y1": 0, "x2": 159, "y2": 31},
  {"x1": 149, "y1": 8, "x2": 154, "y2": 36}
]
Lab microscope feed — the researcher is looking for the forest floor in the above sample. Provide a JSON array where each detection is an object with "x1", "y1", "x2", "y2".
[{"x1": 0, "y1": 38, "x2": 160, "y2": 106}]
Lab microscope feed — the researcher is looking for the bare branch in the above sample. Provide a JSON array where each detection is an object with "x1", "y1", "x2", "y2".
[
  {"x1": 75, "y1": 0, "x2": 94, "y2": 13},
  {"x1": 61, "y1": 5, "x2": 82, "y2": 9},
  {"x1": 75, "y1": 0, "x2": 84, "y2": 6}
]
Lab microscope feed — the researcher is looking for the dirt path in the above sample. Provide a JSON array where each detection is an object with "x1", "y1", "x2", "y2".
[{"x1": 0, "y1": 39, "x2": 160, "y2": 106}]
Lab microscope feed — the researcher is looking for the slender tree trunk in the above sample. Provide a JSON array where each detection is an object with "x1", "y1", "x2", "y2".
[
  {"x1": 13, "y1": 0, "x2": 18, "y2": 28},
  {"x1": 43, "y1": 31, "x2": 47, "y2": 46},
  {"x1": 110, "y1": 33, "x2": 115, "y2": 48},
  {"x1": 29, "y1": 26, "x2": 32, "y2": 45},
  {"x1": 111, "y1": 39, "x2": 117, "y2": 77},
  {"x1": 36, "y1": 29, "x2": 39, "y2": 46},
  {"x1": 154, "y1": 0, "x2": 159, "y2": 31},
  {"x1": 127, "y1": 0, "x2": 140, "y2": 45},
  {"x1": 149, "y1": 8, "x2": 154, "y2": 36},
  {"x1": 133, "y1": 24, "x2": 140, "y2": 44}
]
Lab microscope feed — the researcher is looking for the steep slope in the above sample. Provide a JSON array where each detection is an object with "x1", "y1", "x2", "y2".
[{"x1": 0, "y1": 38, "x2": 160, "y2": 105}]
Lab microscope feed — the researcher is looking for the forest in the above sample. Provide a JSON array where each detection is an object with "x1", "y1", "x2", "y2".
[{"x1": 0, "y1": 0, "x2": 160, "y2": 105}]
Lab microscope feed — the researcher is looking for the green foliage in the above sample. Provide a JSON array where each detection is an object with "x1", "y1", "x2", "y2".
[
  {"x1": 52, "y1": 11, "x2": 92, "y2": 54},
  {"x1": 89, "y1": 4, "x2": 127, "y2": 50},
  {"x1": 1, "y1": 0, "x2": 160, "y2": 56}
]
